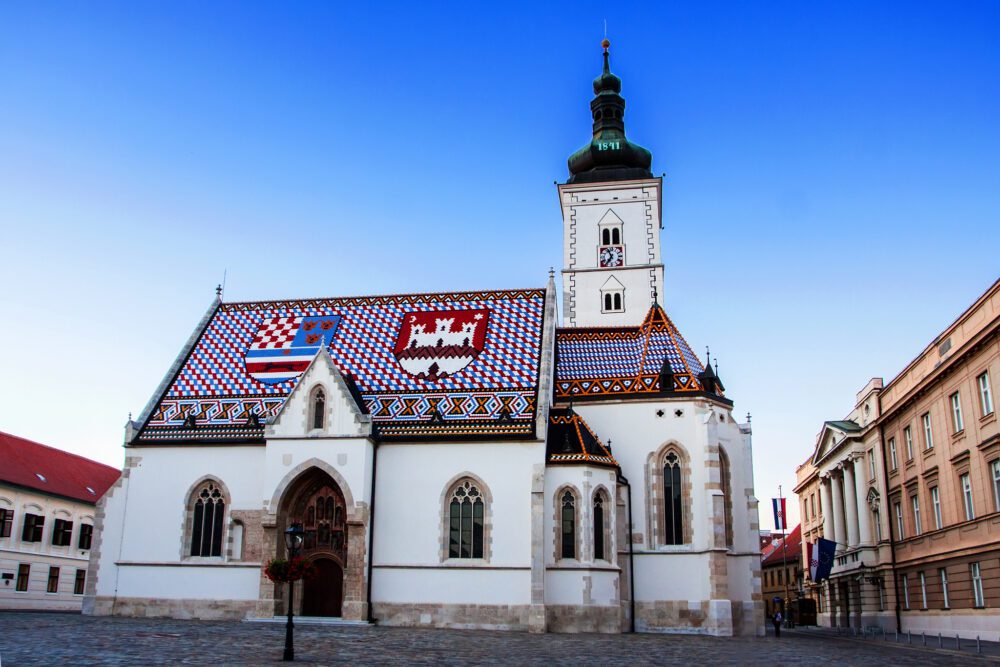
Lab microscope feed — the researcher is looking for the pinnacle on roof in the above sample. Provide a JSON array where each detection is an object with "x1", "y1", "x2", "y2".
[{"x1": 566, "y1": 39, "x2": 654, "y2": 184}]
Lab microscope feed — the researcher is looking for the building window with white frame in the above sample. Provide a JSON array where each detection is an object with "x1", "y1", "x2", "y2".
[
  {"x1": 888, "y1": 437, "x2": 898, "y2": 470},
  {"x1": 911, "y1": 495, "x2": 922, "y2": 536},
  {"x1": 904, "y1": 427, "x2": 914, "y2": 460},
  {"x1": 950, "y1": 392, "x2": 964, "y2": 433},
  {"x1": 922, "y1": 413, "x2": 933, "y2": 450},
  {"x1": 894, "y1": 501, "x2": 904, "y2": 539},
  {"x1": 868, "y1": 449, "x2": 876, "y2": 480},
  {"x1": 940, "y1": 567, "x2": 950, "y2": 608},
  {"x1": 901, "y1": 573, "x2": 910, "y2": 609},
  {"x1": 919, "y1": 571, "x2": 928, "y2": 609},
  {"x1": 960, "y1": 473, "x2": 975, "y2": 521},
  {"x1": 601, "y1": 290, "x2": 624, "y2": 313},
  {"x1": 0, "y1": 507, "x2": 13, "y2": 538},
  {"x1": 992, "y1": 459, "x2": 1000, "y2": 512},
  {"x1": 971, "y1": 562, "x2": 985, "y2": 607},
  {"x1": 873, "y1": 508, "x2": 882, "y2": 541},
  {"x1": 979, "y1": 371, "x2": 994, "y2": 416},
  {"x1": 931, "y1": 486, "x2": 942, "y2": 530}
]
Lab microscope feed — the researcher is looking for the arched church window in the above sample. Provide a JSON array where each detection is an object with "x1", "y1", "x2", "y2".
[
  {"x1": 663, "y1": 452, "x2": 683, "y2": 545},
  {"x1": 189, "y1": 480, "x2": 226, "y2": 557},
  {"x1": 561, "y1": 490, "x2": 577, "y2": 559},
  {"x1": 613, "y1": 293, "x2": 622, "y2": 311},
  {"x1": 720, "y1": 448, "x2": 734, "y2": 548},
  {"x1": 448, "y1": 480, "x2": 485, "y2": 559},
  {"x1": 604, "y1": 293, "x2": 613, "y2": 311},
  {"x1": 593, "y1": 491, "x2": 607, "y2": 561},
  {"x1": 611, "y1": 227, "x2": 621, "y2": 245},
  {"x1": 602, "y1": 228, "x2": 611, "y2": 245},
  {"x1": 311, "y1": 387, "x2": 326, "y2": 430}
]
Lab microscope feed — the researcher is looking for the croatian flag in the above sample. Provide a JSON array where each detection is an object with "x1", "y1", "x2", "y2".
[{"x1": 772, "y1": 497, "x2": 787, "y2": 531}]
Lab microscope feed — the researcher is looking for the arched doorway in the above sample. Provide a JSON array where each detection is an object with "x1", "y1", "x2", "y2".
[{"x1": 278, "y1": 468, "x2": 347, "y2": 617}]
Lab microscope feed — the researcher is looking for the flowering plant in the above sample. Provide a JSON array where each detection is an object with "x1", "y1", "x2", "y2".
[{"x1": 264, "y1": 556, "x2": 317, "y2": 583}]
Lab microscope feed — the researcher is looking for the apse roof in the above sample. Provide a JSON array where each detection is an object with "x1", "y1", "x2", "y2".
[
  {"x1": 546, "y1": 407, "x2": 618, "y2": 467},
  {"x1": 554, "y1": 304, "x2": 709, "y2": 400},
  {"x1": 0, "y1": 431, "x2": 120, "y2": 504},
  {"x1": 135, "y1": 288, "x2": 548, "y2": 443}
]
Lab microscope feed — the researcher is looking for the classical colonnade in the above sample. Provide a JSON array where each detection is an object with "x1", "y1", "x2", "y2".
[{"x1": 819, "y1": 454, "x2": 873, "y2": 551}]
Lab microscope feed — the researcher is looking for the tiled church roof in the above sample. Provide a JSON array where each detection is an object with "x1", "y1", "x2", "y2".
[
  {"x1": 546, "y1": 407, "x2": 618, "y2": 467},
  {"x1": 0, "y1": 431, "x2": 120, "y2": 503},
  {"x1": 136, "y1": 288, "x2": 547, "y2": 442},
  {"x1": 554, "y1": 304, "x2": 707, "y2": 400}
]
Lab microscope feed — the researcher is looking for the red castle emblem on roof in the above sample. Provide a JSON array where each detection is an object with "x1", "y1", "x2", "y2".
[{"x1": 393, "y1": 309, "x2": 490, "y2": 381}]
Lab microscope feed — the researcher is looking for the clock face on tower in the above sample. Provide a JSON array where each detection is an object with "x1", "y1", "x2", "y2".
[{"x1": 598, "y1": 245, "x2": 624, "y2": 268}]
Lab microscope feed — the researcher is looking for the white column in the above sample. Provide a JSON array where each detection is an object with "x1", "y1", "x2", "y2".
[
  {"x1": 852, "y1": 456, "x2": 872, "y2": 546},
  {"x1": 830, "y1": 472, "x2": 845, "y2": 551},
  {"x1": 842, "y1": 462, "x2": 860, "y2": 547},
  {"x1": 821, "y1": 478, "x2": 834, "y2": 542}
]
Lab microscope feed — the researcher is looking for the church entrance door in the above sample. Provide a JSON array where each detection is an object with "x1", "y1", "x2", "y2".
[{"x1": 302, "y1": 558, "x2": 343, "y2": 617}]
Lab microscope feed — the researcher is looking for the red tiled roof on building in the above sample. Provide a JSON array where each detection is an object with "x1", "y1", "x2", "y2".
[
  {"x1": 0, "y1": 431, "x2": 119, "y2": 504},
  {"x1": 761, "y1": 524, "x2": 802, "y2": 567}
]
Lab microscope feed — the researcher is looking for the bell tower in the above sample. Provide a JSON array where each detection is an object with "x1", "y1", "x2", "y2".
[{"x1": 559, "y1": 40, "x2": 664, "y2": 327}]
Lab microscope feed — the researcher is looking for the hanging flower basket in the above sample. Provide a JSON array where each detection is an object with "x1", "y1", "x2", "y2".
[{"x1": 264, "y1": 556, "x2": 317, "y2": 583}]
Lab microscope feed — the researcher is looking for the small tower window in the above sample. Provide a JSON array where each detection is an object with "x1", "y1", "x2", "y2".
[{"x1": 611, "y1": 227, "x2": 621, "y2": 245}]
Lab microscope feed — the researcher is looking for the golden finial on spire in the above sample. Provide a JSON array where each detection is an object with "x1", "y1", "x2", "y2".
[{"x1": 602, "y1": 38, "x2": 610, "y2": 52}]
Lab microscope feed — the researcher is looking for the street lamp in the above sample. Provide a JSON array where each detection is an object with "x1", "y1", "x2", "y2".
[{"x1": 283, "y1": 523, "x2": 305, "y2": 661}]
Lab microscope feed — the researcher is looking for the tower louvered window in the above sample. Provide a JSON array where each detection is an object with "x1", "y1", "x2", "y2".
[{"x1": 190, "y1": 481, "x2": 225, "y2": 557}]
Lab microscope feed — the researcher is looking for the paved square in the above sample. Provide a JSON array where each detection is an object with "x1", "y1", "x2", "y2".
[{"x1": 0, "y1": 613, "x2": 990, "y2": 666}]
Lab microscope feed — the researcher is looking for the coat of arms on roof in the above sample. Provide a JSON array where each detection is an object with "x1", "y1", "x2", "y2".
[
  {"x1": 393, "y1": 309, "x2": 490, "y2": 381},
  {"x1": 244, "y1": 315, "x2": 342, "y2": 384}
]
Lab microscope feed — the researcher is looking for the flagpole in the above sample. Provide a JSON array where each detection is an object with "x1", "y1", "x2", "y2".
[{"x1": 779, "y1": 484, "x2": 789, "y2": 626}]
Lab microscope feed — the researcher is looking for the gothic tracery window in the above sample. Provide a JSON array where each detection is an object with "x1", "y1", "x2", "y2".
[
  {"x1": 593, "y1": 491, "x2": 607, "y2": 561},
  {"x1": 189, "y1": 480, "x2": 226, "y2": 557},
  {"x1": 561, "y1": 490, "x2": 577, "y2": 559},
  {"x1": 448, "y1": 480, "x2": 485, "y2": 559},
  {"x1": 663, "y1": 452, "x2": 683, "y2": 545}
]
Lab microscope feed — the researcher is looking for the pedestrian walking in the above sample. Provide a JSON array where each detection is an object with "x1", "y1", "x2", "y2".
[{"x1": 772, "y1": 610, "x2": 783, "y2": 638}]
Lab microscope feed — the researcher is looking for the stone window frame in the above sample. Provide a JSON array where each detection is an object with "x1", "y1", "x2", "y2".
[
  {"x1": 309, "y1": 384, "x2": 328, "y2": 432},
  {"x1": 552, "y1": 484, "x2": 582, "y2": 562},
  {"x1": 591, "y1": 484, "x2": 613, "y2": 563},
  {"x1": 180, "y1": 476, "x2": 232, "y2": 561},
  {"x1": 438, "y1": 473, "x2": 493, "y2": 564},
  {"x1": 645, "y1": 441, "x2": 693, "y2": 548}
]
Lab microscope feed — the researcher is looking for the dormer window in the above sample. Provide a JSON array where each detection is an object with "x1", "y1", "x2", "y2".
[{"x1": 311, "y1": 387, "x2": 326, "y2": 430}]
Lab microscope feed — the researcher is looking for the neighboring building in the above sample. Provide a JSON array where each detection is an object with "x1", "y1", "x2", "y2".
[
  {"x1": 795, "y1": 379, "x2": 895, "y2": 631},
  {"x1": 85, "y1": 43, "x2": 763, "y2": 636},
  {"x1": 760, "y1": 524, "x2": 801, "y2": 619},
  {"x1": 759, "y1": 530, "x2": 783, "y2": 551},
  {"x1": 880, "y1": 279, "x2": 999, "y2": 641},
  {"x1": 0, "y1": 431, "x2": 119, "y2": 611}
]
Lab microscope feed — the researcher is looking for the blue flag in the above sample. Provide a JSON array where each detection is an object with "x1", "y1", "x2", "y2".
[{"x1": 809, "y1": 538, "x2": 836, "y2": 582}]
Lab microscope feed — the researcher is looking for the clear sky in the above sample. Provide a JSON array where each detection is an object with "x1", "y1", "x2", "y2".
[{"x1": 1, "y1": 2, "x2": 997, "y2": 531}]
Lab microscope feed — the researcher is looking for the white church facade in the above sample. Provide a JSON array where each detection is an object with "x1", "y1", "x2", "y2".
[{"x1": 85, "y1": 42, "x2": 764, "y2": 636}]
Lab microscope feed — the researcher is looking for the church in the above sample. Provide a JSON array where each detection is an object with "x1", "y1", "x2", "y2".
[{"x1": 85, "y1": 41, "x2": 764, "y2": 636}]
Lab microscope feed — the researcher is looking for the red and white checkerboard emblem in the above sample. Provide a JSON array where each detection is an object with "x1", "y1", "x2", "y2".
[
  {"x1": 244, "y1": 315, "x2": 342, "y2": 384},
  {"x1": 393, "y1": 309, "x2": 490, "y2": 381}
]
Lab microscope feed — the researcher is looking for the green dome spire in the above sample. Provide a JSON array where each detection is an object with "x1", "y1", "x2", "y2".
[{"x1": 566, "y1": 40, "x2": 654, "y2": 184}]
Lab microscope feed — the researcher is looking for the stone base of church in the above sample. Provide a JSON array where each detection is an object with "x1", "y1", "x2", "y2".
[
  {"x1": 372, "y1": 603, "x2": 533, "y2": 631},
  {"x1": 85, "y1": 596, "x2": 259, "y2": 620},
  {"x1": 634, "y1": 599, "x2": 758, "y2": 636},
  {"x1": 545, "y1": 604, "x2": 620, "y2": 633}
]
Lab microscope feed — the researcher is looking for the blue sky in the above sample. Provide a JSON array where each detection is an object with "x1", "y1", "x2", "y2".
[{"x1": 1, "y1": 2, "x2": 997, "y2": 530}]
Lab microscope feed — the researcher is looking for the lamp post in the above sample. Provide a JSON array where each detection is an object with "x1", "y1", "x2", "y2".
[{"x1": 283, "y1": 523, "x2": 305, "y2": 661}]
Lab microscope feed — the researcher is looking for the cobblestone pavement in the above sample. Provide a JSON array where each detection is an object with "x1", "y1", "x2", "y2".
[{"x1": 0, "y1": 613, "x2": 993, "y2": 666}]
